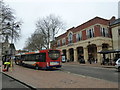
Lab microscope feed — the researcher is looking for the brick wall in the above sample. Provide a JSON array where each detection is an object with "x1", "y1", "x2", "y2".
[
  {"x1": 73, "y1": 34, "x2": 76, "y2": 43},
  {"x1": 66, "y1": 37, "x2": 68, "y2": 45},
  {"x1": 82, "y1": 30, "x2": 87, "y2": 40},
  {"x1": 94, "y1": 25, "x2": 101, "y2": 37},
  {"x1": 55, "y1": 16, "x2": 114, "y2": 48}
]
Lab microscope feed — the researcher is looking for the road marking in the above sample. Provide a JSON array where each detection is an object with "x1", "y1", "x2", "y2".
[{"x1": 61, "y1": 69, "x2": 118, "y2": 83}]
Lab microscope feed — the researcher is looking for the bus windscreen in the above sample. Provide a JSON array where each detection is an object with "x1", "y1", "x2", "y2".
[{"x1": 48, "y1": 50, "x2": 60, "y2": 60}]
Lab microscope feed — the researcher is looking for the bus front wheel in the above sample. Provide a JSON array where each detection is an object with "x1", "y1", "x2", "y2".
[{"x1": 35, "y1": 65, "x2": 39, "y2": 70}]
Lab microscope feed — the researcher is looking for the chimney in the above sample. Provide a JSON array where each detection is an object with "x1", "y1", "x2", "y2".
[{"x1": 110, "y1": 16, "x2": 116, "y2": 24}]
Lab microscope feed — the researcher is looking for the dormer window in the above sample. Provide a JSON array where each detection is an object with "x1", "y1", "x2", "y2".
[
  {"x1": 68, "y1": 32, "x2": 73, "y2": 44},
  {"x1": 62, "y1": 38, "x2": 66, "y2": 45},
  {"x1": 86, "y1": 28, "x2": 94, "y2": 38},
  {"x1": 76, "y1": 32, "x2": 82, "y2": 42},
  {"x1": 57, "y1": 40, "x2": 60, "y2": 46},
  {"x1": 101, "y1": 27, "x2": 109, "y2": 37}
]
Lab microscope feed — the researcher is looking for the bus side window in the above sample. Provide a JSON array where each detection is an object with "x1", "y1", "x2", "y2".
[
  {"x1": 22, "y1": 55, "x2": 25, "y2": 60},
  {"x1": 36, "y1": 55, "x2": 38, "y2": 60},
  {"x1": 26, "y1": 55, "x2": 28, "y2": 61},
  {"x1": 31, "y1": 54, "x2": 34, "y2": 61},
  {"x1": 36, "y1": 55, "x2": 40, "y2": 62},
  {"x1": 26, "y1": 55, "x2": 29, "y2": 61},
  {"x1": 25, "y1": 56, "x2": 27, "y2": 60},
  {"x1": 39, "y1": 54, "x2": 42, "y2": 62}
]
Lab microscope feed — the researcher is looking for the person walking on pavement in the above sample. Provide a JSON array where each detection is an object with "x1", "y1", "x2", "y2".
[
  {"x1": 106, "y1": 58, "x2": 109, "y2": 65},
  {"x1": 88, "y1": 58, "x2": 92, "y2": 64},
  {"x1": 101, "y1": 57, "x2": 105, "y2": 65},
  {"x1": 3, "y1": 56, "x2": 11, "y2": 72}
]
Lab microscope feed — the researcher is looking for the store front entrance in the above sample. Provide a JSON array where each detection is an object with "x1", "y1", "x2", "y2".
[
  {"x1": 69, "y1": 48, "x2": 74, "y2": 62},
  {"x1": 87, "y1": 44, "x2": 97, "y2": 63}
]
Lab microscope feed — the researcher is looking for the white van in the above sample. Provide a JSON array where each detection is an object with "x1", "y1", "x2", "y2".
[
  {"x1": 62, "y1": 56, "x2": 66, "y2": 63},
  {"x1": 115, "y1": 58, "x2": 120, "y2": 71}
]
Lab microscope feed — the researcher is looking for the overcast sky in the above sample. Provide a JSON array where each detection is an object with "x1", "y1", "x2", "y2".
[{"x1": 4, "y1": 0, "x2": 119, "y2": 50}]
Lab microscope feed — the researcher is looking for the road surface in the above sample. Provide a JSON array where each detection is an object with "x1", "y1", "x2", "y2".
[{"x1": 62, "y1": 64, "x2": 119, "y2": 83}]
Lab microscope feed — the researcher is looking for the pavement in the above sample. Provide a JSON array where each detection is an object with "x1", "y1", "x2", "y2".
[
  {"x1": 2, "y1": 73, "x2": 31, "y2": 89},
  {"x1": 1, "y1": 62, "x2": 118, "y2": 88}
]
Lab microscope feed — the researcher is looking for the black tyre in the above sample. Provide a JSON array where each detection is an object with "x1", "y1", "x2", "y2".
[
  {"x1": 19, "y1": 61, "x2": 23, "y2": 66},
  {"x1": 35, "y1": 65, "x2": 39, "y2": 70},
  {"x1": 15, "y1": 61, "x2": 19, "y2": 65}
]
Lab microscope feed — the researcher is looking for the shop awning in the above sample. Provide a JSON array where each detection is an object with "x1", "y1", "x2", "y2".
[{"x1": 98, "y1": 49, "x2": 120, "y2": 54}]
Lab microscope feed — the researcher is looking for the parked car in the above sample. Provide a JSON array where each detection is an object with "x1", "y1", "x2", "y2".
[{"x1": 115, "y1": 58, "x2": 120, "y2": 71}]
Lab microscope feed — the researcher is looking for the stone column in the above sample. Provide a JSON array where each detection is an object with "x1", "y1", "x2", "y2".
[
  {"x1": 97, "y1": 45, "x2": 102, "y2": 63},
  {"x1": 74, "y1": 48, "x2": 78, "y2": 62},
  {"x1": 83, "y1": 47, "x2": 88, "y2": 62},
  {"x1": 66, "y1": 49, "x2": 70, "y2": 61},
  {"x1": 108, "y1": 46, "x2": 114, "y2": 61}
]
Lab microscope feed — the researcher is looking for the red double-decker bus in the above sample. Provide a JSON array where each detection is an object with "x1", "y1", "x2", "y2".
[{"x1": 15, "y1": 49, "x2": 62, "y2": 69}]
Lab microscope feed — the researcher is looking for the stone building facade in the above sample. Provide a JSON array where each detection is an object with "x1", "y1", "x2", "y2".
[
  {"x1": 110, "y1": 18, "x2": 120, "y2": 50},
  {"x1": 53, "y1": 16, "x2": 116, "y2": 63},
  {"x1": 0, "y1": 36, "x2": 11, "y2": 60}
]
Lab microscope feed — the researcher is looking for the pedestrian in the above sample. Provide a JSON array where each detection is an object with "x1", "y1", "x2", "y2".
[
  {"x1": 3, "y1": 56, "x2": 11, "y2": 72},
  {"x1": 101, "y1": 58, "x2": 105, "y2": 65},
  {"x1": 88, "y1": 58, "x2": 92, "y2": 64},
  {"x1": 106, "y1": 58, "x2": 109, "y2": 65},
  {"x1": 95, "y1": 59, "x2": 98, "y2": 63},
  {"x1": 89, "y1": 59, "x2": 92, "y2": 64}
]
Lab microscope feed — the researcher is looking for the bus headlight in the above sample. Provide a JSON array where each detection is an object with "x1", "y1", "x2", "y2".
[{"x1": 47, "y1": 62, "x2": 49, "y2": 67}]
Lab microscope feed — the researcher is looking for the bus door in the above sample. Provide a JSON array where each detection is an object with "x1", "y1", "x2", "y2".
[{"x1": 37, "y1": 53, "x2": 46, "y2": 68}]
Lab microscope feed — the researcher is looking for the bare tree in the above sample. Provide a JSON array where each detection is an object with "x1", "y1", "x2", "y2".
[
  {"x1": 35, "y1": 14, "x2": 64, "y2": 49},
  {"x1": 24, "y1": 37, "x2": 35, "y2": 51},
  {"x1": 24, "y1": 14, "x2": 65, "y2": 51},
  {"x1": 0, "y1": 0, "x2": 22, "y2": 43},
  {"x1": 24, "y1": 32, "x2": 47, "y2": 51}
]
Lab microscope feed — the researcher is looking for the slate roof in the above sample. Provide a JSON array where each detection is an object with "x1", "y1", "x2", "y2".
[{"x1": 110, "y1": 18, "x2": 120, "y2": 25}]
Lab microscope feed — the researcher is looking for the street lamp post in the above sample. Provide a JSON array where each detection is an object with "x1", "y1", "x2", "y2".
[
  {"x1": 7, "y1": 22, "x2": 19, "y2": 69},
  {"x1": 0, "y1": 21, "x2": 19, "y2": 60}
]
